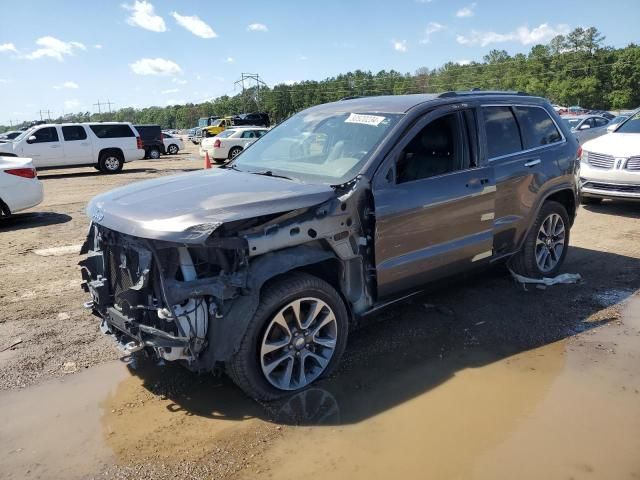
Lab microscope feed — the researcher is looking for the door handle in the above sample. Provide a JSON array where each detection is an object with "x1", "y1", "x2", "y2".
[
  {"x1": 524, "y1": 159, "x2": 541, "y2": 167},
  {"x1": 466, "y1": 178, "x2": 490, "y2": 188},
  {"x1": 50, "y1": 145, "x2": 61, "y2": 148}
]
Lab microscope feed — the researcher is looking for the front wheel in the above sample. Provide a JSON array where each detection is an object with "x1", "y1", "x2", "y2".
[
  {"x1": 227, "y1": 273, "x2": 349, "y2": 401},
  {"x1": 147, "y1": 148, "x2": 161, "y2": 160},
  {"x1": 167, "y1": 144, "x2": 179, "y2": 155},
  {"x1": 510, "y1": 200, "x2": 570, "y2": 278}
]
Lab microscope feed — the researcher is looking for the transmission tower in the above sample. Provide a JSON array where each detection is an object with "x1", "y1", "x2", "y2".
[{"x1": 234, "y1": 73, "x2": 267, "y2": 112}]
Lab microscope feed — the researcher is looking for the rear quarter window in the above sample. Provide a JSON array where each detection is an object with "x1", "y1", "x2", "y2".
[
  {"x1": 513, "y1": 106, "x2": 562, "y2": 149},
  {"x1": 90, "y1": 124, "x2": 135, "y2": 138},
  {"x1": 483, "y1": 106, "x2": 523, "y2": 159},
  {"x1": 62, "y1": 126, "x2": 88, "y2": 141}
]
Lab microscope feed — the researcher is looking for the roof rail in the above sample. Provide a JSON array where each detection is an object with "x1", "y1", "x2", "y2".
[
  {"x1": 339, "y1": 95, "x2": 367, "y2": 101},
  {"x1": 438, "y1": 90, "x2": 531, "y2": 98}
]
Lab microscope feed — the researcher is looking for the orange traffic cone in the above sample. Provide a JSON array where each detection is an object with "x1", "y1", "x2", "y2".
[{"x1": 204, "y1": 150, "x2": 212, "y2": 169}]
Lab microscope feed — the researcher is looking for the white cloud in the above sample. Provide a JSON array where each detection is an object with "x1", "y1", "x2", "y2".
[
  {"x1": 0, "y1": 43, "x2": 17, "y2": 54},
  {"x1": 53, "y1": 81, "x2": 79, "y2": 89},
  {"x1": 0, "y1": 78, "x2": 11, "y2": 83},
  {"x1": 172, "y1": 77, "x2": 187, "y2": 85},
  {"x1": 64, "y1": 99, "x2": 81, "y2": 111},
  {"x1": 284, "y1": 80, "x2": 299, "y2": 86},
  {"x1": 171, "y1": 12, "x2": 217, "y2": 38},
  {"x1": 456, "y1": 3, "x2": 477, "y2": 18},
  {"x1": 123, "y1": 1, "x2": 166, "y2": 32},
  {"x1": 166, "y1": 98, "x2": 186, "y2": 106},
  {"x1": 247, "y1": 23, "x2": 268, "y2": 32},
  {"x1": 416, "y1": 0, "x2": 433, "y2": 3},
  {"x1": 296, "y1": 54, "x2": 309, "y2": 61},
  {"x1": 161, "y1": 88, "x2": 179, "y2": 94},
  {"x1": 457, "y1": 23, "x2": 570, "y2": 47},
  {"x1": 226, "y1": 56, "x2": 235, "y2": 63},
  {"x1": 420, "y1": 22, "x2": 445, "y2": 44},
  {"x1": 94, "y1": 44, "x2": 103, "y2": 49},
  {"x1": 456, "y1": 59, "x2": 472, "y2": 65},
  {"x1": 392, "y1": 39, "x2": 408, "y2": 52},
  {"x1": 130, "y1": 57, "x2": 182, "y2": 76},
  {"x1": 25, "y1": 36, "x2": 86, "y2": 61}
]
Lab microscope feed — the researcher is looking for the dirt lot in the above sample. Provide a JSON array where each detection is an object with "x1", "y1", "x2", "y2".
[{"x1": 1, "y1": 141, "x2": 639, "y2": 479}]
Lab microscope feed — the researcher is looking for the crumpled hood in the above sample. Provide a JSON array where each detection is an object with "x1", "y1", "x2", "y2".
[
  {"x1": 582, "y1": 133, "x2": 640, "y2": 158},
  {"x1": 87, "y1": 167, "x2": 335, "y2": 243}
]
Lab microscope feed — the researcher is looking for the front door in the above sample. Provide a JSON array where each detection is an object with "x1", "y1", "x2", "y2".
[
  {"x1": 373, "y1": 106, "x2": 496, "y2": 299},
  {"x1": 61, "y1": 125, "x2": 93, "y2": 164},
  {"x1": 21, "y1": 126, "x2": 63, "y2": 167}
]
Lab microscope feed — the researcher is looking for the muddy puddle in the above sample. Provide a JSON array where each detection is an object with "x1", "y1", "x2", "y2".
[{"x1": 1, "y1": 296, "x2": 639, "y2": 480}]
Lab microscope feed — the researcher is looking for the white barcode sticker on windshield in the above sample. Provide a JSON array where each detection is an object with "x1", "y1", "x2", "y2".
[{"x1": 345, "y1": 113, "x2": 386, "y2": 126}]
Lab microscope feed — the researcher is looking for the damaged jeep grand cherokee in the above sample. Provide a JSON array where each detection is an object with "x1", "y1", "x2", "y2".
[{"x1": 80, "y1": 92, "x2": 579, "y2": 400}]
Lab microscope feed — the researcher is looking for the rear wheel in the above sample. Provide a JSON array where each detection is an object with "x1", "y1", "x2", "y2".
[
  {"x1": 147, "y1": 148, "x2": 161, "y2": 160},
  {"x1": 167, "y1": 144, "x2": 179, "y2": 155},
  {"x1": 581, "y1": 196, "x2": 602, "y2": 205},
  {"x1": 98, "y1": 152, "x2": 124, "y2": 174},
  {"x1": 227, "y1": 272, "x2": 349, "y2": 401},
  {"x1": 228, "y1": 146, "x2": 243, "y2": 160},
  {"x1": 510, "y1": 200, "x2": 570, "y2": 278}
]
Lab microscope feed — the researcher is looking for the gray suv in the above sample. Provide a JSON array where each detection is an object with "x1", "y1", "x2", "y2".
[{"x1": 80, "y1": 92, "x2": 579, "y2": 399}]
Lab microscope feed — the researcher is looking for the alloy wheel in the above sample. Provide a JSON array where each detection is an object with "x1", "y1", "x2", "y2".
[
  {"x1": 260, "y1": 297, "x2": 338, "y2": 391},
  {"x1": 535, "y1": 213, "x2": 566, "y2": 273},
  {"x1": 104, "y1": 156, "x2": 121, "y2": 171}
]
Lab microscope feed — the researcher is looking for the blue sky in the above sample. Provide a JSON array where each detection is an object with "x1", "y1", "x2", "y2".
[{"x1": 0, "y1": 0, "x2": 638, "y2": 125}]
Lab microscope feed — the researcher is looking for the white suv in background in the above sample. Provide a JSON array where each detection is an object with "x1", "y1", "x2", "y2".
[
  {"x1": 0, "y1": 122, "x2": 145, "y2": 173},
  {"x1": 0, "y1": 156, "x2": 43, "y2": 217},
  {"x1": 579, "y1": 109, "x2": 640, "y2": 204},
  {"x1": 200, "y1": 127, "x2": 268, "y2": 163}
]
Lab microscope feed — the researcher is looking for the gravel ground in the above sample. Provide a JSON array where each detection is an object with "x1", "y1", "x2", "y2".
[{"x1": 0, "y1": 141, "x2": 639, "y2": 479}]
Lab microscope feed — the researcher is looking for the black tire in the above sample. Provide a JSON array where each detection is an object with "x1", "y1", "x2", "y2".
[
  {"x1": 98, "y1": 152, "x2": 124, "y2": 174},
  {"x1": 167, "y1": 144, "x2": 179, "y2": 155},
  {"x1": 510, "y1": 200, "x2": 570, "y2": 278},
  {"x1": 213, "y1": 158, "x2": 225, "y2": 164},
  {"x1": 147, "y1": 148, "x2": 161, "y2": 160},
  {"x1": 581, "y1": 196, "x2": 602, "y2": 205},
  {"x1": 228, "y1": 146, "x2": 243, "y2": 160},
  {"x1": 227, "y1": 272, "x2": 349, "y2": 401},
  {"x1": 0, "y1": 198, "x2": 10, "y2": 218}
]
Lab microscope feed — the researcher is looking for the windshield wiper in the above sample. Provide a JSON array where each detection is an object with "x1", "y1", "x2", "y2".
[
  {"x1": 250, "y1": 170, "x2": 295, "y2": 181},
  {"x1": 224, "y1": 163, "x2": 243, "y2": 172}
]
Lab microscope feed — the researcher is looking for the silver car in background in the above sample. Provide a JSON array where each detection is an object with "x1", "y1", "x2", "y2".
[{"x1": 563, "y1": 115, "x2": 610, "y2": 144}]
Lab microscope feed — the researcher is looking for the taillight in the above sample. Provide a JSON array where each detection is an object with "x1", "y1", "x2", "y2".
[
  {"x1": 577, "y1": 146, "x2": 582, "y2": 159},
  {"x1": 160, "y1": 132, "x2": 164, "y2": 141},
  {"x1": 5, "y1": 168, "x2": 37, "y2": 179},
  {"x1": 213, "y1": 139, "x2": 221, "y2": 148},
  {"x1": 136, "y1": 136, "x2": 144, "y2": 149}
]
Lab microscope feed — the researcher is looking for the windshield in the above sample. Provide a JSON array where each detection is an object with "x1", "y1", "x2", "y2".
[
  {"x1": 230, "y1": 110, "x2": 402, "y2": 184},
  {"x1": 13, "y1": 128, "x2": 35, "y2": 142},
  {"x1": 216, "y1": 130, "x2": 237, "y2": 138},
  {"x1": 615, "y1": 111, "x2": 640, "y2": 134},
  {"x1": 211, "y1": 119, "x2": 223, "y2": 127},
  {"x1": 563, "y1": 118, "x2": 582, "y2": 129}
]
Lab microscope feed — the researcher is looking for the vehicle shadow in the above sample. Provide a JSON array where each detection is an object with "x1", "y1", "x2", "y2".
[
  {"x1": 581, "y1": 200, "x2": 640, "y2": 219},
  {"x1": 38, "y1": 168, "x2": 162, "y2": 180},
  {"x1": 0, "y1": 211, "x2": 72, "y2": 231},
  {"x1": 126, "y1": 245, "x2": 640, "y2": 426}
]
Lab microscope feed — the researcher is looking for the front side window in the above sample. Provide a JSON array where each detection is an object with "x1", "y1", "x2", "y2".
[
  {"x1": 616, "y1": 111, "x2": 640, "y2": 134},
  {"x1": 231, "y1": 111, "x2": 402, "y2": 184},
  {"x1": 30, "y1": 127, "x2": 59, "y2": 143},
  {"x1": 216, "y1": 130, "x2": 236, "y2": 139},
  {"x1": 241, "y1": 130, "x2": 257, "y2": 139},
  {"x1": 90, "y1": 124, "x2": 134, "y2": 138},
  {"x1": 513, "y1": 106, "x2": 562, "y2": 148},
  {"x1": 483, "y1": 106, "x2": 522, "y2": 159},
  {"x1": 62, "y1": 125, "x2": 87, "y2": 141},
  {"x1": 396, "y1": 112, "x2": 469, "y2": 184},
  {"x1": 594, "y1": 117, "x2": 609, "y2": 127}
]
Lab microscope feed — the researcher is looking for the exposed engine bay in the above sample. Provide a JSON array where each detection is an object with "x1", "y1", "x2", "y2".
[{"x1": 79, "y1": 178, "x2": 374, "y2": 371}]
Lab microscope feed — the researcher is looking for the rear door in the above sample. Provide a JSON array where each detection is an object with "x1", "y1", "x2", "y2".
[
  {"x1": 483, "y1": 104, "x2": 565, "y2": 255},
  {"x1": 20, "y1": 126, "x2": 64, "y2": 167},
  {"x1": 61, "y1": 125, "x2": 92, "y2": 165},
  {"x1": 239, "y1": 130, "x2": 259, "y2": 147},
  {"x1": 373, "y1": 105, "x2": 496, "y2": 299}
]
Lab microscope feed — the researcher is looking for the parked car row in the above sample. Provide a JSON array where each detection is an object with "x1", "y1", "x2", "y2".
[{"x1": 200, "y1": 127, "x2": 268, "y2": 163}]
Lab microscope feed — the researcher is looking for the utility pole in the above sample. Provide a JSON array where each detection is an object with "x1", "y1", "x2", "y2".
[
  {"x1": 105, "y1": 100, "x2": 115, "y2": 113},
  {"x1": 234, "y1": 73, "x2": 267, "y2": 112},
  {"x1": 38, "y1": 109, "x2": 52, "y2": 121}
]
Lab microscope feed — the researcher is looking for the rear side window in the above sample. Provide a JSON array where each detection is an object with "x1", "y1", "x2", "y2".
[
  {"x1": 483, "y1": 106, "x2": 522, "y2": 159},
  {"x1": 89, "y1": 124, "x2": 134, "y2": 138},
  {"x1": 30, "y1": 127, "x2": 59, "y2": 143},
  {"x1": 594, "y1": 117, "x2": 608, "y2": 127},
  {"x1": 62, "y1": 126, "x2": 87, "y2": 141},
  {"x1": 513, "y1": 106, "x2": 562, "y2": 148}
]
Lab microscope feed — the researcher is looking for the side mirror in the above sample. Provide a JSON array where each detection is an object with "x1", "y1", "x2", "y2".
[
  {"x1": 606, "y1": 124, "x2": 617, "y2": 132},
  {"x1": 579, "y1": 124, "x2": 591, "y2": 130},
  {"x1": 27, "y1": 135, "x2": 37, "y2": 143}
]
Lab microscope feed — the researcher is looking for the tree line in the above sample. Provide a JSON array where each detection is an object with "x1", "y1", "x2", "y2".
[{"x1": 2, "y1": 27, "x2": 638, "y2": 132}]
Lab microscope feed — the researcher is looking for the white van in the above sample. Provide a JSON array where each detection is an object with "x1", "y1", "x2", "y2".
[{"x1": 0, "y1": 123, "x2": 146, "y2": 173}]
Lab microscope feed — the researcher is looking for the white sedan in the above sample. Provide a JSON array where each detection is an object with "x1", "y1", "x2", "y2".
[
  {"x1": 0, "y1": 156, "x2": 43, "y2": 217},
  {"x1": 200, "y1": 128, "x2": 268, "y2": 163},
  {"x1": 162, "y1": 133, "x2": 184, "y2": 155}
]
